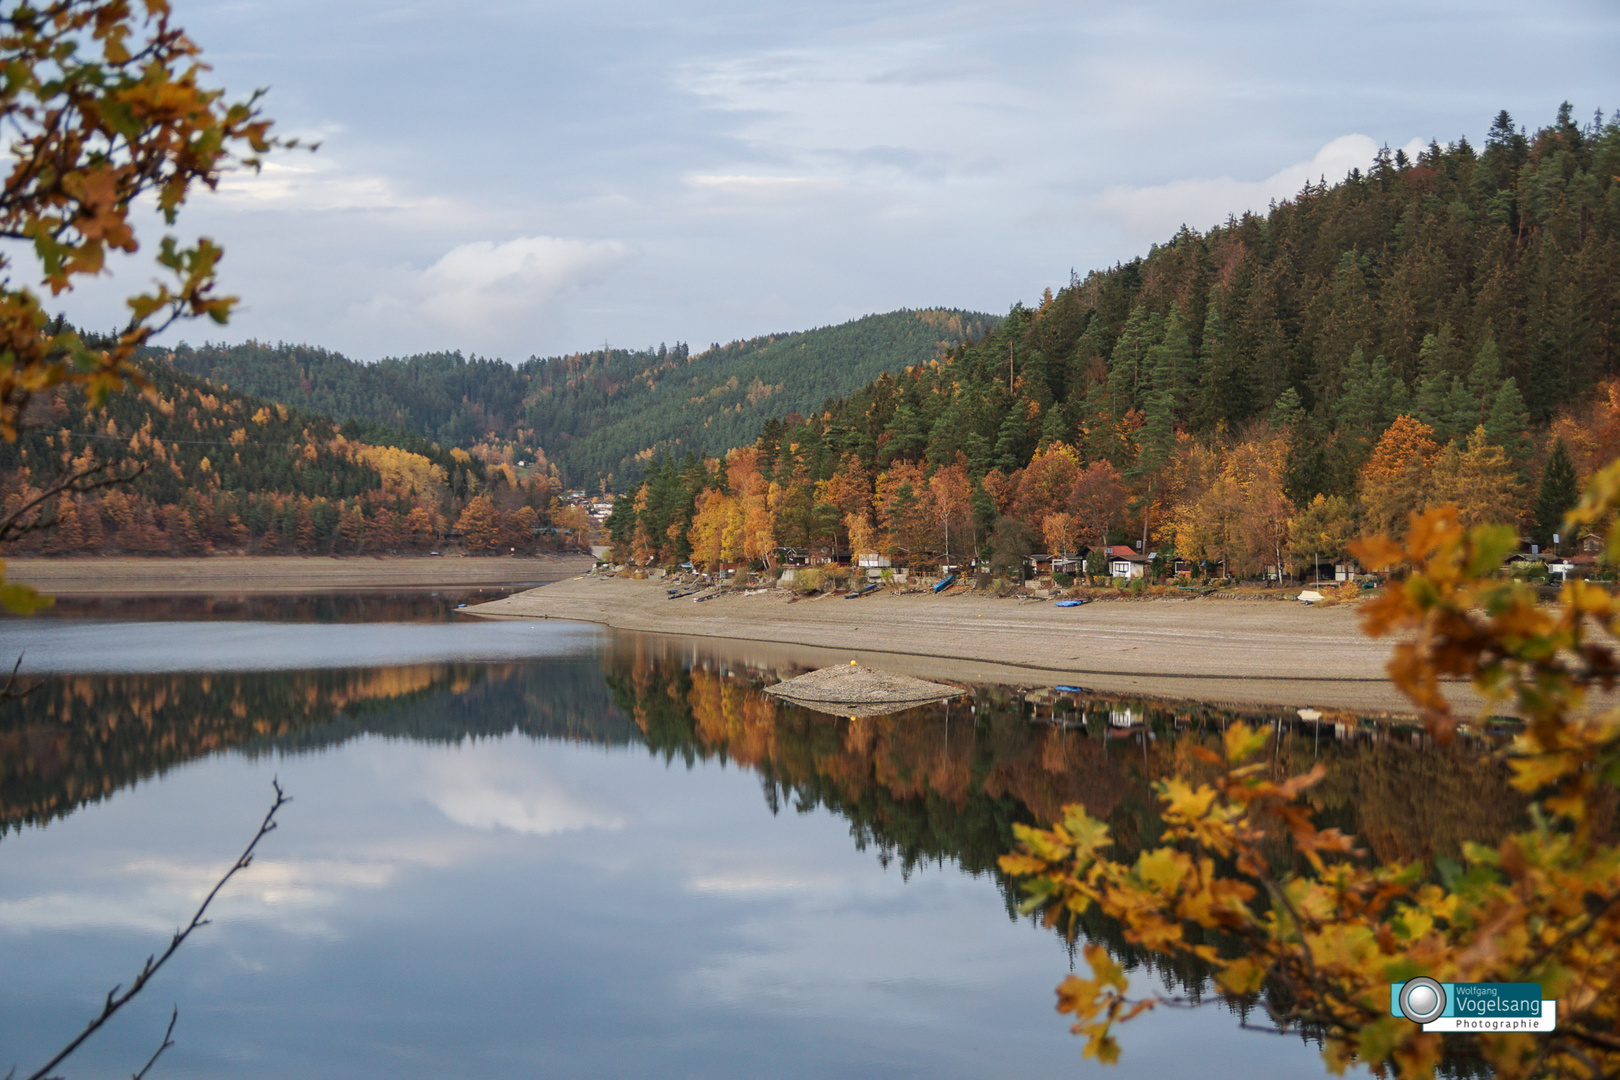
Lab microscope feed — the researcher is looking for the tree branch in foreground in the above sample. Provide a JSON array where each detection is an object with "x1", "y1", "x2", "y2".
[
  {"x1": 19, "y1": 780, "x2": 290, "y2": 1080},
  {"x1": 0, "y1": 457, "x2": 147, "y2": 545}
]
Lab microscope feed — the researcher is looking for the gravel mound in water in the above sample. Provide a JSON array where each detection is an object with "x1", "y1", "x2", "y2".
[{"x1": 763, "y1": 663, "x2": 962, "y2": 717}]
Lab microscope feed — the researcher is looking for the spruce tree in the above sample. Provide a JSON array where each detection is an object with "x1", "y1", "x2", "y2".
[
  {"x1": 1443, "y1": 376, "x2": 1477, "y2": 441},
  {"x1": 1335, "y1": 349, "x2": 1377, "y2": 432},
  {"x1": 1038, "y1": 402, "x2": 1070, "y2": 448},
  {"x1": 1388, "y1": 374, "x2": 1412, "y2": 418},
  {"x1": 1269, "y1": 387, "x2": 1304, "y2": 428},
  {"x1": 1467, "y1": 338, "x2": 1503, "y2": 409},
  {"x1": 1535, "y1": 440, "x2": 1579, "y2": 549},
  {"x1": 1133, "y1": 389, "x2": 1175, "y2": 475},
  {"x1": 1485, "y1": 377, "x2": 1532, "y2": 469},
  {"x1": 1412, "y1": 334, "x2": 1453, "y2": 438},
  {"x1": 1284, "y1": 421, "x2": 1332, "y2": 504},
  {"x1": 1147, "y1": 305, "x2": 1197, "y2": 422},
  {"x1": 1193, "y1": 296, "x2": 1250, "y2": 431},
  {"x1": 993, "y1": 403, "x2": 1031, "y2": 471}
]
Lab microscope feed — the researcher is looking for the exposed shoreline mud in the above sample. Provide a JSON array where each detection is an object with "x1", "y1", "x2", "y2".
[{"x1": 463, "y1": 574, "x2": 1459, "y2": 715}]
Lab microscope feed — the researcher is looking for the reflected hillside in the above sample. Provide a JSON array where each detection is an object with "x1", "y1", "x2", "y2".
[
  {"x1": 28, "y1": 590, "x2": 526, "y2": 624},
  {"x1": 3, "y1": 634, "x2": 1527, "y2": 872},
  {"x1": 0, "y1": 657, "x2": 636, "y2": 833}
]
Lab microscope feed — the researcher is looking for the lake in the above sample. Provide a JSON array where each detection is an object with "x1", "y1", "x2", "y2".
[{"x1": 0, "y1": 593, "x2": 1516, "y2": 1078}]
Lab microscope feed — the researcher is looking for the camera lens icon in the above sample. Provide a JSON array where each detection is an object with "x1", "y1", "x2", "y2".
[{"x1": 1399, "y1": 977, "x2": 1447, "y2": 1023}]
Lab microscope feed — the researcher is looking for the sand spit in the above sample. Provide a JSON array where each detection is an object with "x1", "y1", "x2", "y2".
[
  {"x1": 763, "y1": 662, "x2": 963, "y2": 717},
  {"x1": 462, "y1": 574, "x2": 1462, "y2": 715}
]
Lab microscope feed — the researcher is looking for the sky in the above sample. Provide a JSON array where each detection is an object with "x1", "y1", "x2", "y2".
[{"x1": 52, "y1": 0, "x2": 1620, "y2": 363}]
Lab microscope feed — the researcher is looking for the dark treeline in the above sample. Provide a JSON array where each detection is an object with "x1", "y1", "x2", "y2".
[{"x1": 163, "y1": 309, "x2": 996, "y2": 489}]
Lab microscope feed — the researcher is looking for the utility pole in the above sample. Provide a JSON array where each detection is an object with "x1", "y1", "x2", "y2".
[{"x1": 1009, "y1": 342, "x2": 1015, "y2": 394}]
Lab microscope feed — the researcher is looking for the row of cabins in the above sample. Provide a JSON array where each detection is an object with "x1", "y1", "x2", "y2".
[{"x1": 706, "y1": 532, "x2": 1607, "y2": 584}]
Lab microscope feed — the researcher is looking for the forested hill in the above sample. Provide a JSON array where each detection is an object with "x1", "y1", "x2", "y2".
[
  {"x1": 763, "y1": 105, "x2": 1618, "y2": 483},
  {"x1": 164, "y1": 308, "x2": 995, "y2": 489},
  {"x1": 603, "y1": 105, "x2": 1620, "y2": 576},
  {"x1": 0, "y1": 359, "x2": 566, "y2": 557}
]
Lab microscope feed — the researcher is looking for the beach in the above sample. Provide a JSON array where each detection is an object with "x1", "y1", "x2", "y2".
[
  {"x1": 3, "y1": 554, "x2": 595, "y2": 595},
  {"x1": 466, "y1": 575, "x2": 1457, "y2": 715}
]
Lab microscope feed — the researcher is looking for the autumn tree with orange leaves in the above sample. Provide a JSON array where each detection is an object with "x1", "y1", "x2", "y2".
[
  {"x1": 1360, "y1": 416, "x2": 1442, "y2": 537},
  {"x1": 1000, "y1": 469, "x2": 1620, "y2": 1078},
  {"x1": 0, "y1": 0, "x2": 299, "y2": 612}
]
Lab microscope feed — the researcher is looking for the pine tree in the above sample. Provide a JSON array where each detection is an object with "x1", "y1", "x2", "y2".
[
  {"x1": 1269, "y1": 387, "x2": 1304, "y2": 428},
  {"x1": 1467, "y1": 338, "x2": 1504, "y2": 412},
  {"x1": 1193, "y1": 296, "x2": 1250, "y2": 432},
  {"x1": 1038, "y1": 403, "x2": 1070, "y2": 448},
  {"x1": 1485, "y1": 377, "x2": 1532, "y2": 470},
  {"x1": 993, "y1": 403, "x2": 1032, "y2": 471},
  {"x1": 1534, "y1": 440, "x2": 1579, "y2": 549},
  {"x1": 1442, "y1": 376, "x2": 1477, "y2": 442},
  {"x1": 1146, "y1": 306, "x2": 1197, "y2": 422}
]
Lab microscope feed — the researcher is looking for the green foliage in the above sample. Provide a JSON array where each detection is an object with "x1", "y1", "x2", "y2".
[{"x1": 1535, "y1": 440, "x2": 1579, "y2": 546}]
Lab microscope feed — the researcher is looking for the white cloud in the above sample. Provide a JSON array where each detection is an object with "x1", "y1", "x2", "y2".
[
  {"x1": 213, "y1": 158, "x2": 446, "y2": 215},
  {"x1": 0, "y1": 856, "x2": 409, "y2": 938},
  {"x1": 368, "y1": 234, "x2": 632, "y2": 340},
  {"x1": 1091, "y1": 135, "x2": 1432, "y2": 245},
  {"x1": 686, "y1": 869, "x2": 847, "y2": 894},
  {"x1": 416, "y1": 749, "x2": 629, "y2": 836}
]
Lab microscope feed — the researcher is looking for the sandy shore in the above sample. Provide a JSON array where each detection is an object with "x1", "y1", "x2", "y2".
[
  {"x1": 465, "y1": 575, "x2": 1460, "y2": 715},
  {"x1": 4, "y1": 554, "x2": 595, "y2": 595}
]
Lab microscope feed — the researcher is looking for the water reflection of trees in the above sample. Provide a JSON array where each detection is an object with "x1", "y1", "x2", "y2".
[
  {"x1": 0, "y1": 658, "x2": 635, "y2": 833},
  {"x1": 0, "y1": 638, "x2": 1521, "y2": 1074},
  {"x1": 598, "y1": 641, "x2": 1515, "y2": 1078},
  {"x1": 23, "y1": 589, "x2": 521, "y2": 625},
  {"x1": 5, "y1": 639, "x2": 1527, "y2": 872},
  {"x1": 602, "y1": 641, "x2": 1525, "y2": 872}
]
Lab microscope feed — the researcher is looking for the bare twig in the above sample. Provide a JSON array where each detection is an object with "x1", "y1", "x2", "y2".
[
  {"x1": 0, "y1": 458, "x2": 147, "y2": 545},
  {"x1": 129, "y1": 1008, "x2": 177, "y2": 1080},
  {"x1": 20, "y1": 780, "x2": 289, "y2": 1080},
  {"x1": 0, "y1": 651, "x2": 27, "y2": 699}
]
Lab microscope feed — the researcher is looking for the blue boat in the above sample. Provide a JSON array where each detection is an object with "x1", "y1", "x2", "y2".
[{"x1": 932, "y1": 573, "x2": 957, "y2": 594}]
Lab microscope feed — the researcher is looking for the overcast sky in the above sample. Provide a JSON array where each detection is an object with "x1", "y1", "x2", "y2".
[{"x1": 53, "y1": 0, "x2": 1620, "y2": 362}]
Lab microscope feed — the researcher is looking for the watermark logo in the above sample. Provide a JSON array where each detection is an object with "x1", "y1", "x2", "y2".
[{"x1": 1391, "y1": 979, "x2": 1556, "y2": 1032}]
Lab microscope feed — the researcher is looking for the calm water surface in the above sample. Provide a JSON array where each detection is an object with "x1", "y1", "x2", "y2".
[{"x1": 1, "y1": 597, "x2": 1515, "y2": 1078}]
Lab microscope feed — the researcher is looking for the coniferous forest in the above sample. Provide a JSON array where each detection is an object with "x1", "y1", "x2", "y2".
[{"x1": 603, "y1": 106, "x2": 1620, "y2": 579}]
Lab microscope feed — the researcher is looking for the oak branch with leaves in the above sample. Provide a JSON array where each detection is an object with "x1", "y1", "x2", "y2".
[
  {"x1": 1001, "y1": 476, "x2": 1620, "y2": 1078},
  {"x1": 0, "y1": 0, "x2": 295, "y2": 610}
]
